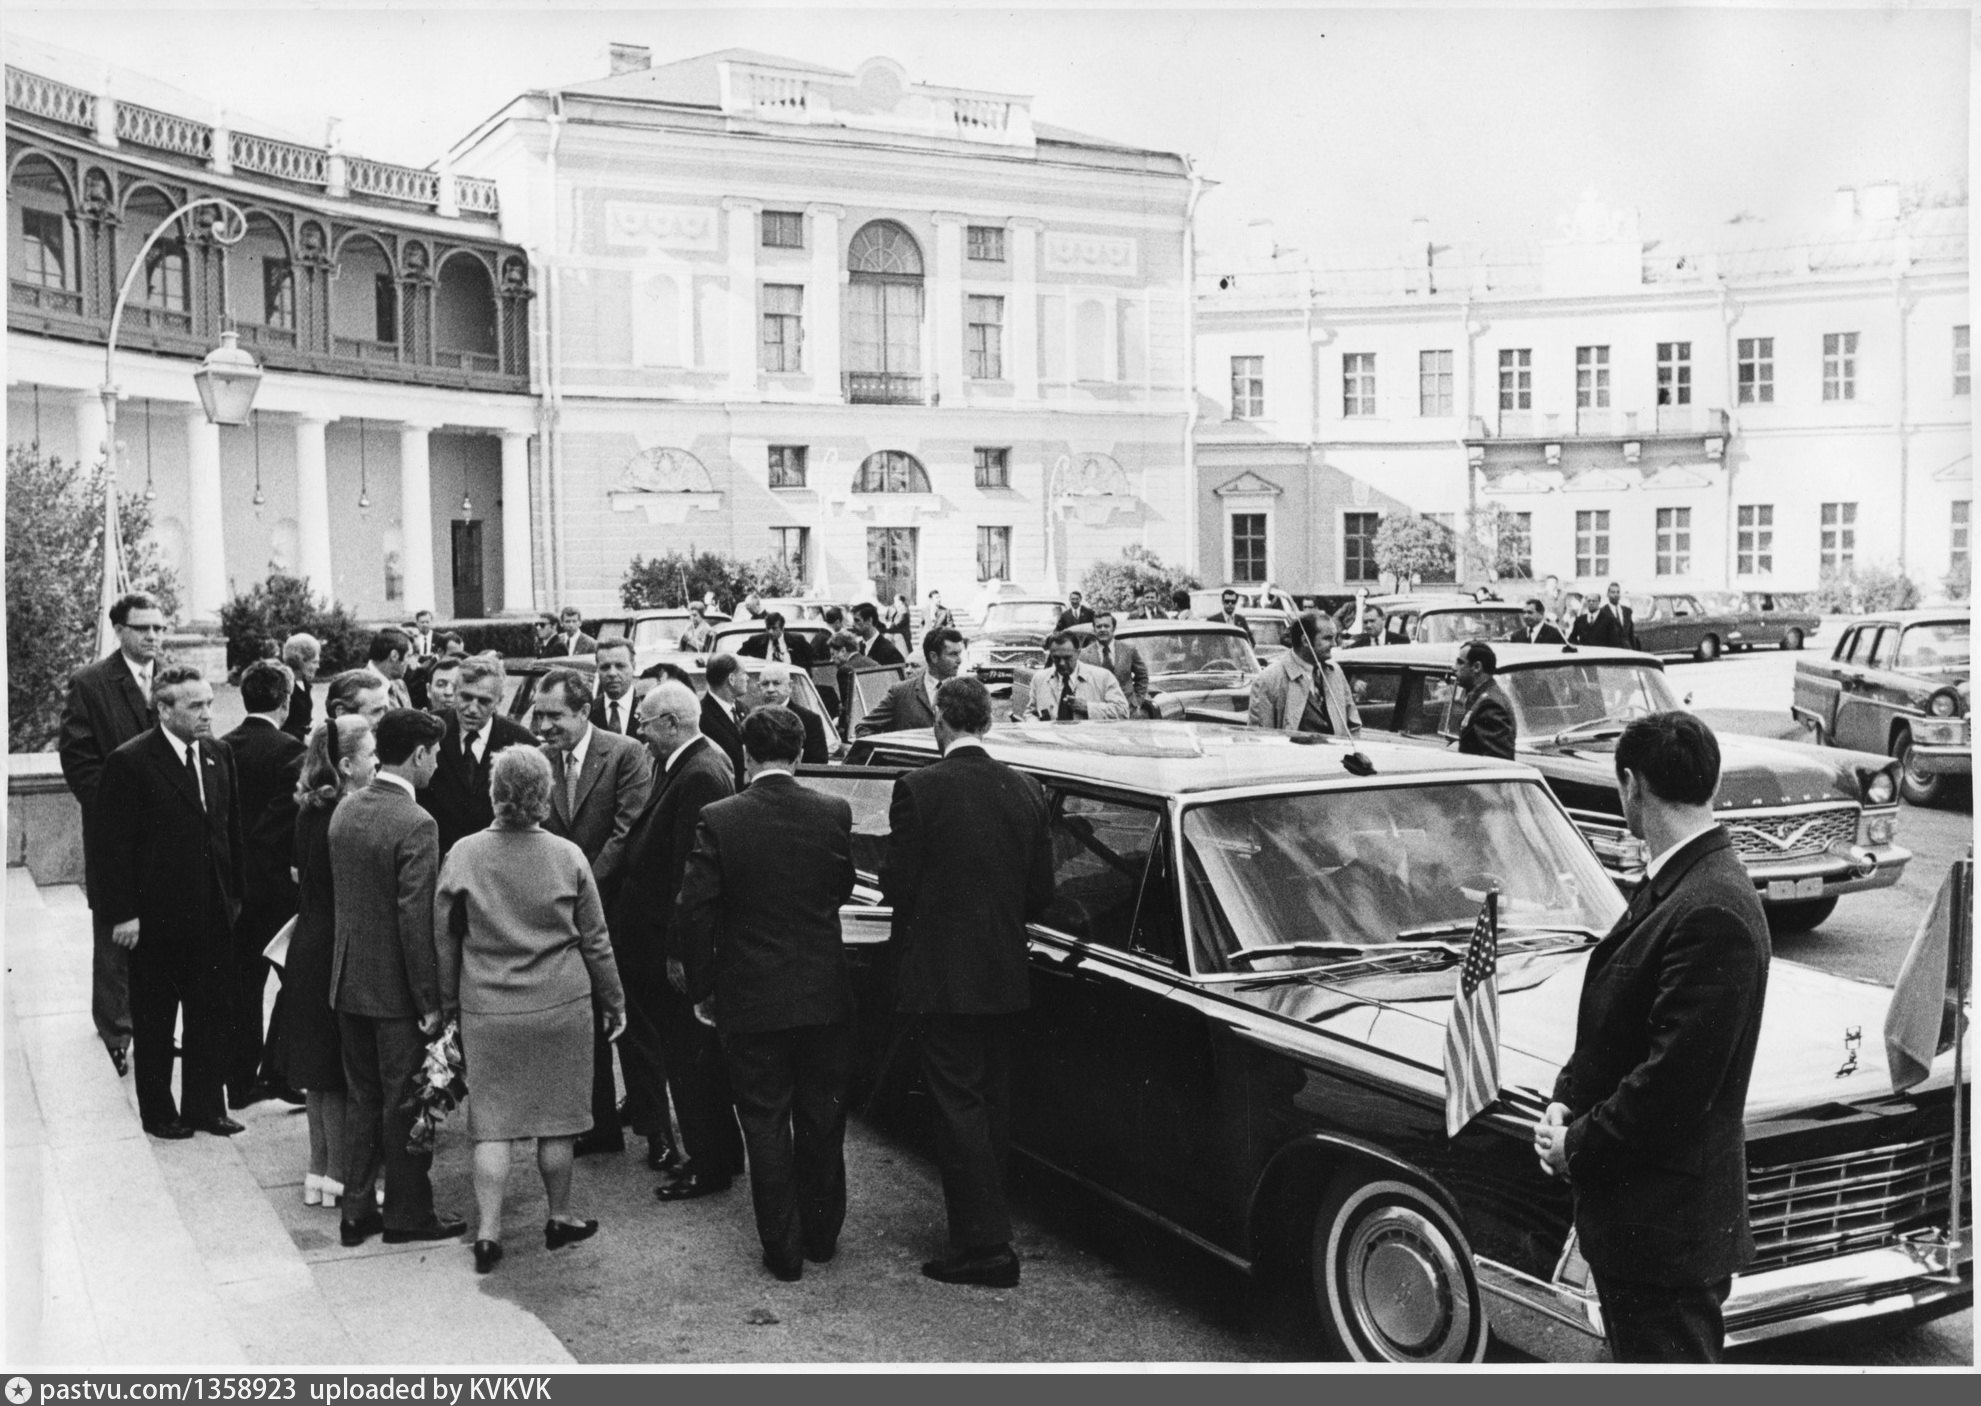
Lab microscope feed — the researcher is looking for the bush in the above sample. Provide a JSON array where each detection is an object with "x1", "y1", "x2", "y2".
[
  {"x1": 6, "y1": 443, "x2": 180, "y2": 751},
  {"x1": 1942, "y1": 559, "x2": 1970, "y2": 604},
  {"x1": 621, "y1": 550, "x2": 798, "y2": 610},
  {"x1": 1078, "y1": 546, "x2": 1200, "y2": 613},
  {"x1": 218, "y1": 574, "x2": 368, "y2": 675},
  {"x1": 1373, "y1": 514, "x2": 1456, "y2": 591},
  {"x1": 1815, "y1": 564, "x2": 1923, "y2": 615}
]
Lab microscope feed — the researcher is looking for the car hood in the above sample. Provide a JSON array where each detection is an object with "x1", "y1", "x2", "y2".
[
  {"x1": 1533, "y1": 732, "x2": 1889, "y2": 808},
  {"x1": 973, "y1": 628, "x2": 1055, "y2": 647},
  {"x1": 1225, "y1": 949, "x2": 1947, "y2": 1118}
]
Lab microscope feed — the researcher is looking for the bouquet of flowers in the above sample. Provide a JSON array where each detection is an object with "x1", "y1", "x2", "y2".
[{"x1": 403, "y1": 1019, "x2": 468, "y2": 1154}]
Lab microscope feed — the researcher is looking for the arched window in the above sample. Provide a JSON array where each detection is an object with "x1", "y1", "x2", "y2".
[
  {"x1": 9, "y1": 154, "x2": 76, "y2": 296},
  {"x1": 853, "y1": 450, "x2": 931, "y2": 494},
  {"x1": 123, "y1": 187, "x2": 187, "y2": 315},
  {"x1": 845, "y1": 220, "x2": 923, "y2": 400},
  {"x1": 436, "y1": 252, "x2": 498, "y2": 364}
]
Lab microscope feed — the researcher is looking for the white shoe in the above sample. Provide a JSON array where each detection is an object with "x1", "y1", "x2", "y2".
[
  {"x1": 375, "y1": 1185, "x2": 385, "y2": 1208},
  {"x1": 303, "y1": 1174, "x2": 323, "y2": 1207},
  {"x1": 320, "y1": 1177, "x2": 344, "y2": 1209}
]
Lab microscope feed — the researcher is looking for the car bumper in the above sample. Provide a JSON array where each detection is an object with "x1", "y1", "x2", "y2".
[
  {"x1": 1907, "y1": 743, "x2": 1971, "y2": 778},
  {"x1": 1481, "y1": 1233, "x2": 1973, "y2": 1361},
  {"x1": 1744, "y1": 843, "x2": 1910, "y2": 901}
]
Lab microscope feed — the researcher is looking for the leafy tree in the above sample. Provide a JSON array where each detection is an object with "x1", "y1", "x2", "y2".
[
  {"x1": 1942, "y1": 558, "x2": 1970, "y2": 604},
  {"x1": 1078, "y1": 546, "x2": 1200, "y2": 613},
  {"x1": 620, "y1": 549, "x2": 798, "y2": 610},
  {"x1": 6, "y1": 443, "x2": 180, "y2": 750},
  {"x1": 1814, "y1": 563, "x2": 1923, "y2": 614},
  {"x1": 1460, "y1": 504, "x2": 1535, "y2": 583},
  {"x1": 1373, "y1": 514, "x2": 1456, "y2": 591},
  {"x1": 217, "y1": 573, "x2": 368, "y2": 674}
]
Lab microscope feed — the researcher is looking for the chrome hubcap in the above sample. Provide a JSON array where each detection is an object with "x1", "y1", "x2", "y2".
[{"x1": 1342, "y1": 1206, "x2": 1469, "y2": 1360}]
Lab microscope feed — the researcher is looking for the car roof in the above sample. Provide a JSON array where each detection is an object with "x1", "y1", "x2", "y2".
[
  {"x1": 1840, "y1": 610, "x2": 1970, "y2": 628},
  {"x1": 984, "y1": 597, "x2": 1066, "y2": 607},
  {"x1": 1365, "y1": 594, "x2": 1515, "y2": 611},
  {"x1": 861, "y1": 721, "x2": 1536, "y2": 796},
  {"x1": 1113, "y1": 619, "x2": 1251, "y2": 638},
  {"x1": 1339, "y1": 643, "x2": 1662, "y2": 669}
]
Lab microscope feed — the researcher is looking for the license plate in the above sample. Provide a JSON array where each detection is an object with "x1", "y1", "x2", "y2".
[{"x1": 1767, "y1": 877, "x2": 1825, "y2": 900}]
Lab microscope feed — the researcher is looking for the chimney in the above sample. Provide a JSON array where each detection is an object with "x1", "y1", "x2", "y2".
[
  {"x1": 1860, "y1": 182, "x2": 1901, "y2": 222},
  {"x1": 608, "y1": 42, "x2": 651, "y2": 76},
  {"x1": 1831, "y1": 187, "x2": 1858, "y2": 227}
]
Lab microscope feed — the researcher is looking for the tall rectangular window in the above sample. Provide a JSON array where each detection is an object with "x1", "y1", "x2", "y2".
[
  {"x1": 1575, "y1": 346, "x2": 1611, "y2": 408},
  {"x1": 145, "y1": 242, "x2": 188, "y2": 312},
  {"x1": 977, "y1": 526, "x2": 1012, "y2": 581},
  {"x1": 1737, "y1": 337, "x2": 1774, "y2": 404},
  {"x1": 1655, "y1": 507, "x2": 1692, "y2": 576},
  {"x1": 1656, "y1": 342, "x2": 1692, "y2": 406},
  {"x1": 1575, "y1": 510, "x2": 1611, "y2": 578},
  {"x1": 20, "y1": 207, "x2": 67, "y2": 289},
  {"x1": 375, "y1": 273, "x2": 398, "y2": 343},
  {"x1": 1736, "y1": 504, "x2": 1774, "y2": 575},
  {"x1": 1820, "y1": 501, "x2": 1857, "y2": 573},
  {"x1": 965, "y1": 295, "x2": 1004, "y2": 379},
  {"x1": 1822, "y1": 332, "x2": 1858, "y2": 401},
  {"x1": 966, "y1": 225, "x2": 1006, "y2": 262},
  {"x1": 1498, "y1": 348, "x2": 1532, "y2": 410},
  {"x1": 760, "y1": 283, "x2": 804, "y2": 372},
  {"x1": 262, "y1": 260, "x2": 295, "y2": 330},
  {"x1": 1343, "y1": 512, "x2": 1381, "y2": 583},
  {"x1": 1418, "y1": 349, "x2": 1453, "y2": 416},
  {"x1": 1951, "y1": 500, "x2": 1970, "y2": 576},
  {"x1": 1955, "y1": 325, "x2": 1970, "y2": 397},
  {"x1": 1343, "y1": 352, "x2": 1377, "y2": 416},
  {"x1": 1230, "y1": 355, "x2": 1264, "y2": 418},
  {"x1": 1231, "y1": 513, "x2": 1268, "y2": 583},
  {"x1": 760, "y1": 210, "x2": 804, "y2": 249},
  {"x1": 973, "y1": 447, "x2": 1010, "y2": 489},
  {"x1": 1502, "y1": 511, "x2": 1534, "y2": 579},
  {"x1": 770, "y1": 527, "x2": 808, "y2": 581},
  {"x1": 768, "y1": 445, "x2": 808, "y2": 489}
]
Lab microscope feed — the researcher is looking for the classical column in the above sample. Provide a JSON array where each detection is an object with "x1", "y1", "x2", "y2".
[
  {"x1": 807, "y1": 203, "x2": 844, "y2": 393},
  {"x1": 398, "y1": 422, "x2": 437, "y2": 614},
  {"x1": 501, "y1": 430, "x2": 533, "y2": 614},
  {"x1": 293, "y1": 415, "x2": 334, "y2": 595},
  {"x1": 182, "y1": 409, "x2": 227, "y2": 622},
  {"x1": 723, "y1": 198, "x2": 761, "y2": 397},
  {"x1": 73, "y1": 390, "x2": 108, "y2": 469},
  {"x1": 931, "y1": 212, "x2": 966, "y2": 403},
  {"x1": 1010, "y1": 218, "x2": 1043, "y2": 401}
]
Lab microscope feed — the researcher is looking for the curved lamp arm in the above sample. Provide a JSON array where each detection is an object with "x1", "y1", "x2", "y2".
[{"x1": 104, "y1": 195, "x2": 250, "y2": 389}]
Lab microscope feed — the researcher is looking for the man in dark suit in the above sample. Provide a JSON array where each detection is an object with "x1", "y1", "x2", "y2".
[
  {"x1": 405, "y1": 609, "x2": 437, "y2": 661},
  {"x1": 1602, "y1": 582, "x2": 1639, "y2": 651},
  {"x1": 1205, "y1": 588, "x2": 1246, "y2": 630},
  {"x1": 279, "y1": 632, "x2": 321, "y2": 743},
  {"x1": 879, "y1": 677, "x2": 1054, "y2": 1287},
  {"x1": 1568, "y1": 594, "x2": 1619, "y2": 648},
  {"x1": 1053, "y1": 590, "x2": 1096, "y2": 634},
  {"x1": 1510, "y1": 598, "x2": 1567, "y2": 646},
  {"x1": 852, "y1": 603, "x2": 905, "y2": 667},
  {"x1": 1451, "y1": 642, "x2": 1517, "y2": 760},
  {"x1": 1535, "y1": 712, "x2": 1770, "y2": 1362},
  {"x1": 826, "y1": 631, "x2": 875, "y2": 736},
  {"x1": 219, "y1": 660, "x2": 307, "y2": 1107},
  {"x1": 330, "y1": 708, "x2": 465, "y2": 1247},
  {"x1": 61, "y1": 591, "x2": 168, "y2": 1075},
  {"x1": 614, "y1": 682, "x2": 743, "y2": 1197},
  {"x1": 92, "y1": 665, "x2": 245, "y2": 1138},
  {"x1": 365, "y1": 628, "x2": 415, "y2": 710},
  {"x1": 857, "y1": 627, "x2": 964, "y2": 736},
  {"x1": 924, "y1": 590, "x2": 955, "y2": 636},
  {"x1": 420, "y1": 656, "x2": 533, "y2": 856},
  {"x1": 533, "y1": 613, "x2": 565, "y2": 658},
  {"x1": 533, "y1": 667, "x2": 655, "y2": 1156},
  {"x1": 699, "y1": 653, "x2": 749, "y2": 788},
  {"x1": 559, "y1": 606, "x2": 600, "y2": 656},
  {"x1": 738, "y1": 612, "x2": 816, "y2": 667},
  {"x1": 1082, "y1": 611, "x2": 1150, "y2": 714},
  {"x1": 676, "y1": 707, "x2": 856, "y2": 1281},
  {"x1": 588, "y1": 639, "x2": 646, "y2": 735},
  {"x1": 757, "y1": 664, "x2": 829, "y2": 763}
]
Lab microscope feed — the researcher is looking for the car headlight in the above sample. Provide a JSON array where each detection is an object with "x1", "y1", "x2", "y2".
[
  {"x1": 1863, "y1": 813, "x2": 1896, "y2": 845},
  {"x1": 1928, "y1": 690, "x2": 1960, "y2": 718},
  {"x1": 1862, "y1": 770, "x2": 1896, "y2": 806}
]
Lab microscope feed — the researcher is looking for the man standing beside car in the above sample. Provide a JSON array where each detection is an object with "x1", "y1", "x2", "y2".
[
  {"x1": 1081, "y1": 611, "x2": 1150, "y2": 715},
  {"x1": 1534, "y1": 712, "x2": 1770, "y2": 1363},
  {"x1": 1601, "y1": 582, "x2": 1640, "y2": 651},
  {"x1": 1248, "y1": 613, "x2": 1360, "y2": 739},
  {"x1": 1451, "y1": 643, "x2": 1517, "y2": 760},
  {"x1": 1511, "y1": 598, "x2": 1567, "y2": 646},
  {"x1": 1028, "y1": 633, "x2": 1129, "y2": 722}
]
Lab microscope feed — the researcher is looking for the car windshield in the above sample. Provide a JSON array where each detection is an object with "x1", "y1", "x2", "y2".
[
  {"x1": 1895, "y1": 622, "x2": 1970, "y2": 671},
  {"x1": 1501, "y1": 662, "x2": 1681, "y2": 738},
  {"x1": 631, "y1": 616, "x2": 690, "y2": 649},
  {"x1": 983, "y1": 602, "x2": 1063, "y2": 631},
  {"x1": 1133, "y1": 631, "x2": 1260, "y2": 679},
  {"x1": 1418, "y1": 608, "x2": 1522, "y2": 643},
  {"x1": 1246, "y1": 617, "x2": 1290, "y2": 648},
  {"x1": 1182, "y1": 782, "x2": 1622, "y2": 974}
]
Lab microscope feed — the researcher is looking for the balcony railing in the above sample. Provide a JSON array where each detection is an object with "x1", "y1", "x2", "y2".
[
  {"x1": 348, "y1": 156, "x2": 440, "y2": 206},
  {"x1": 5, "y1": 67, "x2": 93, "y2": 129},
  {"x1": 844, "y1": 371, "x2": 927, "y2": 405},
  {"x1": 333, "y1": 335, "x2": 403, "y2": 364},
  {"x1": 235, "y1": 321, "x2": 298, "y2": 351},
  {"x1": 435, "y1": 348, "x2": 499, "y2": 374},
  {"x1": 116, "y1": 101, "x2": 213, "y2": 160},
  {"x1": 10, "y1": 278, "x2": 84, "y2": 318},
  {"x1": 1468, "y1": 405, "x2": 1729, "y2": 441}
]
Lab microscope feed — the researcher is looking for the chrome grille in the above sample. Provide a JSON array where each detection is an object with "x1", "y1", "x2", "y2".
[
  {"x1": 1724, "y1": 804, "x2": 1859, "y2": 863},
  {"x1": 1748, "y1": 1134, "x2": 1969, "y2": 1271}
]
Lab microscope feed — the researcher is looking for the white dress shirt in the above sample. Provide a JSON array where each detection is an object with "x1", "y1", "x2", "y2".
[
  {"x1": 160, "y1": 727, "x2": 204, "y2": 807},
  {"x1": 1644, "y1": 820, "x2": 1721, "y2": 883}
]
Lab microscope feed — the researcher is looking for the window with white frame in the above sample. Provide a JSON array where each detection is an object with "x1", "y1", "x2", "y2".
[
  {"x1": 1419, "y1": 349, "x2": 1453, "y2": 416},
  {"x1": 1343, "y1": 512, "x2": 1380, "y2": 583},
  {"x1": 760, "y1": 283, "x2": 804, "y2": 372},
  {"x1": 1737, "y1": 337, "x2": 1774, "y2": 404},
  {"x1": 1575, "y1": 510, "x2": 1611, "y2": 578},
  {"x1": 1736, "y1": 504, "x2": 1773, "y2": 575},
  {"x1": 1230, "y1": 356, "x2": 1264, "y2": 418},
  {"x1": 966, "y1": 225, "x2": 1005, "y2": 262},
  {"x1": 1498, "y1": 348, "x2": 1532, "y2": 410},
  {"x1": 768, "y1": 445, "x2": 808, "y2": 489},
  {"x1": 771, "y1": 526, "x2": 809, "y2": 580},
  {"x1": 1820, "y1": 501, "x2": 1857, "y2": 574},
  {"x1": 966, "y1": 295, "x2": 1004, "y2": 379},
  {"x1": 977, "y1": 526, "x2": 1012, "y2": 581},
  {"x1": 1955, "y1": 326, "x2": 1970, "y2": 397},
  {"x1": 1822, "y1": 332, "x2": 1858, "y2": 401},
  {"x1": 761, "y1": 211, "x2": 805, "y2": 249},
  {"x1": 145, "y1": 241, "x2": 188, "y2": 311},
  {"x1": 1951, "y1": 500, "x2": 1969, "y2": 577},
  {"x1": 1655, "y1": 507, "x2": 1692, "y2": 576},
  {"x1": 1343, "y1": 353, "x2": 1376, "y2": 417},
  {"x1": 19, "y1": 206, "x2": 69, "y2": 290},
  {"x1": 263, "y1": 261, "x2": 296, "y2": 331},
  {"x1": 973, "y1": 447, "x2": 1010, "y2": 489},
  {"x1": 1656, "y1": 342, "x2": 1692, "y2": 406},
  {"x1": 1575, "y1": 346, "x2": 1610, "y2": 408},
  {"x1": 1230, "y1": 513, "x2": 1268, "y2": 583}
]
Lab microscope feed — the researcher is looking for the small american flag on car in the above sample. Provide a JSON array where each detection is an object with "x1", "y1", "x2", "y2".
[{"x1": 1443, "y1": 890, "x2": 1501, "y2": 1138}]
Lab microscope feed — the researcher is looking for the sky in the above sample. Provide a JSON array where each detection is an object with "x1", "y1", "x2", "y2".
[{"x1": 2, "y1": 1, "x2": 1970, "y2": 259}]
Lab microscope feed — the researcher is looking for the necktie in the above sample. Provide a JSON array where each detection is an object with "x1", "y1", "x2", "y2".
[
  {"x1": 1102, "y1": 644, "x2": 1113, "y2": 670},
  {"x1": 184, "y1": 740, "x2": 204, "y2": 809},
  {"x1": 774, "y1": 638, "x2": 787, "y2": 663},
  {"x1": 566, "y1": 758, "x2": 580, "y2": 813},
  {"x1": 607, "y1": 700, "x2": 621, "y2": 733},
  {"x1": 463, "y1": 728, "x2": 481, "y2": 765},
  {"x1": 1056, "y1": 677, "x2": 1076, "y2": 721}
]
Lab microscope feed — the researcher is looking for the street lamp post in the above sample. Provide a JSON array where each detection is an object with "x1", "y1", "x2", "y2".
[
  {"x1": 1045, "y1": 454, "x2": 1070, "y2": 598},
  {"x1": 97, "y1": 196, "x2": 262, "y2": 656}
]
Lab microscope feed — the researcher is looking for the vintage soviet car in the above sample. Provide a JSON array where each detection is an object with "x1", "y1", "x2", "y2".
[
  {"x1": 1190, "y1": 585, "x2": 1303, "y2": 618},
  {"x1": 1698, "y1": 591, "x2": 1820, "y2": 651},
  {"x1": 812, "y1": 724, "x2": 1970, "y2": 1361},
  {"x1": 963, "y1": 596, "x2": 1067, "y2": 694},
  {"x1": 699, "y1": 619, "x2": 835, "y2": 664},
  {"x1": 1621, "y1": 591, "x2": 1812, "y2": 662},
  {"x1": 1351, "y1": 594, "x2": 1526, "y2": 645},
  {"x1": 502, "y1": 653, "x2": 845, "y2": 755},
  {"x1": 1238, "y1": 608, "x2": 1297, "y2": 663},
  {"x1": 1337, "y1": 644, "x2": 1908, "y2": 933},
  {"x1": 1010, "y1": 619, "x2": 1261, "y2": 721},
  {"x1": 1793, "y1": 610, "x2": 1971, "y2": 807},
  {"x1": 591, "y1": 607, "x2": 732, "y2": 673}
]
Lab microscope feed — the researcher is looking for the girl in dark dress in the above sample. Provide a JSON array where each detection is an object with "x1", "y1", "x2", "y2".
[{"x1": 275, "y1": 714, "x2": 375, "y2": 1207}]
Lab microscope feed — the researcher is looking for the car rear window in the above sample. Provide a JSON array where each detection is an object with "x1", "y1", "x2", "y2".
[{"x1": 1347, "y1": 667, "x2": 1403, "y2": 731}]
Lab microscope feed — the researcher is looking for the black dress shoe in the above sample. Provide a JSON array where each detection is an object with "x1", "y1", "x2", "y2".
[
  {"x1": 653, "y1": 1169, "x2": 732, "y2": 1202},
  {"x1": 190, "y1": 1115, "x2": 245, "y2": 1137},
  {"x1": 340, "y1": 1214, "x2": 384, "y2": 1247},
  {"x1": 922, "y1": 1245, "x2": 1020, "y2": 1288},
  {"x1": 473, "y1": 1239, "x2": 503, "y2": 1274},
  {"x1": 266, "y1": 1081, "x2": 306, "y2": 1106},
  {"x1": 383, "y1": 1216, "x2": 468, "y2": 1244},
  {"x1": 572, "y1": 1129, "x2": 625, "y2": 1157},
  {"x1": 108, "y1": 1046, "x2": 130, "y2": 1077},
  {"x1": 803, "y1": 1238, "x2": 838, "y2": 1264},
  {"x1": 544, "y1": 1218, "x2": 598, "y2": 1250},
  {"x1": 645, "y1": 1140, "x2": 682, "y2": 1173},
  {"x1": 617, "y1": 1100, "x2": 635, "y2": 1128},
  {"x1": 763, "y1": 1250, "x2": 803, "y2": 1283},
  {"x1": 142, "y1": 1118, "x2": 194, "y2": 1140}
]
